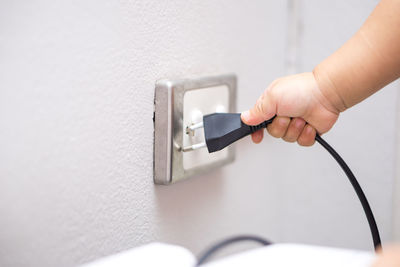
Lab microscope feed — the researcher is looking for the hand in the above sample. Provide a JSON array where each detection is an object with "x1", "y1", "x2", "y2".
[
  {"x1": 373, "y1": 245, "x2": 400, "y2": 267},
  {"x1": 241, "y1": 72, "x2": 340, "y2": 146}
]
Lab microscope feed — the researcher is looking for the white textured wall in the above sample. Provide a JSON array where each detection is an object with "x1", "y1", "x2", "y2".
[{"x1": 0, "y1": 1, "x2": 398, "y2": 266}]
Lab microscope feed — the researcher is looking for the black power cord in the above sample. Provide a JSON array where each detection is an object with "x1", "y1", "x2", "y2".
[
  {"x1": 315, "y1": 134, "x2": 381, "y2": 249},
  {"x1": 194, "y1": 113, "x2": 381, "y2": 265},
  {"x1": 196, "y1": 235, "x2": 272, "y2": 266}
]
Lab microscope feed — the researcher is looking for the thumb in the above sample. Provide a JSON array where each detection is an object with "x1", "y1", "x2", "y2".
[{"x1": 241, "y1": 92, "x2": 276, "y2": 125}]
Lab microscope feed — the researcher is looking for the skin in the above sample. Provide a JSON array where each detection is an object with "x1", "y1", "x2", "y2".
[
  {"x1": 373, "y1": 245, "x2": 400, "y2": 267},
  {"x1": 241, "y1": 0, "x2": 400, "y2": 264}
]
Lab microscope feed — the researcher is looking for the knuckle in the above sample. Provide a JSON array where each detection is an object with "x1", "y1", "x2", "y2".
[
  {"x1": 282, "y1": 135, "x2": 296, "y2": 143},
  {"x1": 298, "y1": 126, "x2": 316, "y2": 146},
  {"x1": 275, "y1": 128, "x2": 286, "y2": 138},
  {"x1": 267, "y1": 125, "x2": 281, "y2": 138},
  {"x1": 283, "y1": 130, "x2": 297, "y2": 143},
  {"x1": 293, "y1": 118, "x2": 306, "y2": 130},
  {"x1": 304, "y1": 139, "x2": 315, "y2": 146},
  {"x1": 298, "y1": 138, "x2": 310, "y2": 146}
]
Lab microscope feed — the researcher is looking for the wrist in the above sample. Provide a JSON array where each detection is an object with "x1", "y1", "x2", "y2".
[{"x1": 313, "y1": 64, "x2": 347, "y2": 113}]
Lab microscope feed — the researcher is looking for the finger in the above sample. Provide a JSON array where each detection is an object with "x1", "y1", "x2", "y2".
[
  {"x1": 297, "y1": 124, "x2": 316, "y2": 146},
  {"x1": 266, "y1": 116, "x2": 291, "y2": 138},
  {"x1": 282, "y1": 118, "x2": 306, "y2": 143},
  {"x1": 241, "y1": 87, "x2": 277, "y2": 126},
  {"x1": 251, "y1": 129, "x2": 264, "y2": 144}
]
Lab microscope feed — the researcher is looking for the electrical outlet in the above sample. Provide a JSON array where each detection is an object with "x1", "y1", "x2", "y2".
[
  {"x1": 154, "y1": 74, "x2": 236, "y2": 184},
  {"x1": 183, "y1": 85, "x2": 230, "y2": 170}
]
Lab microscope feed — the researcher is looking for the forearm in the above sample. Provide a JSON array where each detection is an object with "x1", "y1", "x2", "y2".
[{"x1": 314, "y1": 0, "x2": 400, "y2": 112}]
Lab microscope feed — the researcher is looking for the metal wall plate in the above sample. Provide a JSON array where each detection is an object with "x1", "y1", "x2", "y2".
[{"x1": 154, "y1": 74, "x2": 237, "y2": 185}]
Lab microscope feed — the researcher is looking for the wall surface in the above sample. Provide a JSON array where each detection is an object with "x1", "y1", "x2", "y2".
[{"x1": 0, "y1": 1, "x2": 398, "y2": 266}]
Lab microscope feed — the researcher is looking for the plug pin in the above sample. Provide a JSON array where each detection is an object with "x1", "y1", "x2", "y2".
[
  {"x1": 186, "y1": 121, "x2": 204, "y2": 136},
  {"x1": 182, "y1": 142, "x2": 206, "y2": 152}
]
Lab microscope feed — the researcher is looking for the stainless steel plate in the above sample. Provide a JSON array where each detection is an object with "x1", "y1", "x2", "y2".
[{"x1": 153, "y1": 74, "x2": 237, "y2": 185}]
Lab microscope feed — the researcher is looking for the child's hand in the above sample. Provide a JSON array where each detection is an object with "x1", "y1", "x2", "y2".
[
  {"x1": 241, "y1": 72, "x2": 340, "y2": 146},
  {"x1": 373, "y1": 245, "x2": 400, "y2": 267}
]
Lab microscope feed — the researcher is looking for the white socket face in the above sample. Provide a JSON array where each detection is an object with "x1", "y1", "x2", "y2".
[{"x1": 183, "y1": 85, "x2": 230, "y2": 170}]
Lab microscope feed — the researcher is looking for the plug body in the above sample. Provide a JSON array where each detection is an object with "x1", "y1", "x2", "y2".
[{"x1": 203, "y1": 113, "x2": 274, "y2": 153}]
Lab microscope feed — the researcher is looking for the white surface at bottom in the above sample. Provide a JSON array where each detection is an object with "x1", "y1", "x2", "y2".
[
  {"x1": 204, "y1": 243, "x2": 375, "y2": 267},
  {"x1": 82, "y1": 243, "x2": 196, "y2": 267},
  {"x1": 82, "y1": 242, "x2": 375, "y2": 267}
]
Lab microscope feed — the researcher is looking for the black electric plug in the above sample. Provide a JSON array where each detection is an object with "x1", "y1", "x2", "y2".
[
  {"x1": 203, "y1": 113, "x2": 275, "y2": 153},
  {"x1": 188, "y1": 113, "x2": 382, "y2": 252}
]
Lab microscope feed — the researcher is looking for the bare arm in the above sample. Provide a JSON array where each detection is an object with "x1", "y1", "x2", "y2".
[
  {"x1": 314, "y1": 0, "x2": 400, "y2": 111},
  {"x1": 242, "y1": 0, "x2": 400, "y2": 146}
]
